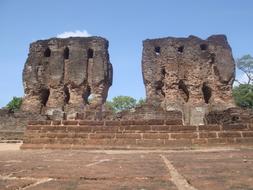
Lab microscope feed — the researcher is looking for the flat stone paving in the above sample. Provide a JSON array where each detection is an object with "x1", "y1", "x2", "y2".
[{"x1": 0, "y1": 144, "x2": 253, "y2": 190}]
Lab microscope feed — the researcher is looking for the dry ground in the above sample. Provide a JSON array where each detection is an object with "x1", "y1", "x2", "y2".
[{"x1": 0, "y1": 144, "x2": 253, "y2": 190}]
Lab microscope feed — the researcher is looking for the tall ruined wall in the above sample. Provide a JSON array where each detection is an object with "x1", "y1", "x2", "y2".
[
  {"x1": 21, "y1": 37, "x2": 113, "y2": 118},
  {"x1": 142, "y1": 35, "x2": 235, "y2": 125}
]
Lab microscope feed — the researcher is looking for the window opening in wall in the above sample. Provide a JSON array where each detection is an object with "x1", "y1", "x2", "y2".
[
  {"x1": 155, "y1": 47, "x2": 160, "y2": 55},
  {"x1": 44, "y1": 47, "x2": 51, "y2": 57},
  {"x1": 87, "y1": 49, "x2": 94, "y2": 59},
  {"x1": 178, "y1": 80, "x2": 189, "y2": 102},
  {"x1": 202, "y1": 82, "x2": 212, "y2": 103},
  {"x1": 83, "y1": 86, "x2": 91, "y2": 104},
  {"x1": 210, "y1": 53, "x2": 215, "y2": 63},
  {"x1": 200, "y1": 44, "x2": 208, "y2": 51},
  {"x1": 64, "y1": 85, "x2": 70, "y2": 104},
  {"x1": 161, "y1": 67, "x2": 166, "y2": 77},
  {"x1": 64, "y1": 47, "x2": 69, "y2": 59},
  {"x1": 178, "y1": 46, "x2": 184, "y2": 53}
]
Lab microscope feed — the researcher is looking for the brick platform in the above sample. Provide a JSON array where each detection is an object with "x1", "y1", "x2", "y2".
[{"x1": 21, "y1": 120, "x2": 253, "y2": 149}]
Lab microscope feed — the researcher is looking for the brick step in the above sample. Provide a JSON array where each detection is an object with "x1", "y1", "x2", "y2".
[
  {"x1": 21, "y1": 120, "x2": 253, "y2": 149},
  {"x1": 24, "y1": 130, "x2": 253, "y2": 140},
  {"x1": 25, "y1": 124, "x2": 251, "y2": 133},
  {"x1": 21, "y1": 137, "x2": 253, "y2": 150}
]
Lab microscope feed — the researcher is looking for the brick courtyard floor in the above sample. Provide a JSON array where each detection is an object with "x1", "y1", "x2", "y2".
[{"x1": 0, "y1": 144, "x2": 253, "y2": 190}]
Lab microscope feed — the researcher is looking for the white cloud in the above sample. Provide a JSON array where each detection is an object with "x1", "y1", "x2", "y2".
[{"x1": 57, "y1": 30, "x2": 91, "y2": 38}]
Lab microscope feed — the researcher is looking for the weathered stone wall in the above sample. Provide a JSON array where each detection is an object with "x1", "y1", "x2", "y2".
[
  {"x1": 205, "y1": 107, "x2": 253, "y2": 124},
  {"x1": 0, "y1": 108, "x2": 47, "y2": 140},
  {"x1": 0, "y1": 109, "x2": 47, "y2": 131},
  {"x1": 142, "y1": 35, "x2": 235, "y2": 125},
  {"x1": 21, "y1": 37, "x2": 113, "y2": 119}
]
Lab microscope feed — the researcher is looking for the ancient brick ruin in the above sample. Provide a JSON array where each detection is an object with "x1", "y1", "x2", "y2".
[
  {"x1": 0, "y1": 35, "x2": 252, "y2": 148},
  {"x1": 142, "y1": 35, "x2": 235, "y2": 125},
  {"x1": 21, "y1": 37, "x2": 113, "y2": 119}
]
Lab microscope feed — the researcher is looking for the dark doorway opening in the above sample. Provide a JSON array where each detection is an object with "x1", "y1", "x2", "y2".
[
  {"x1": 40, "y1": 88, "x2": 50, "y2": 106},
  {"x1": 178, "y1": 80, "x2": 189, "y2": 102},
  {"x1": 64, "y1": 86, "x2": 70, "y2": 104},
  {"x1": 202, "y1": 82, "x2": 212, "y2": 103},
  {"x1": 83, "y1": 86, "x2": 91, "y2": 104}
]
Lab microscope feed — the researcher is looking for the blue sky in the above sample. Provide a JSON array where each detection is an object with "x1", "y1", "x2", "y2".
[{"x1": 0, "y1": 0, "x2": 253, "y2": 107}]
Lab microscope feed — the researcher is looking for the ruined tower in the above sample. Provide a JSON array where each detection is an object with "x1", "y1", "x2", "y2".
[
  {"x1": 21, "y1": 37, "x2": 113, "y2": 119},
  {"x1": 142, "y1": 35, "x2": 235, "y2": 125}
]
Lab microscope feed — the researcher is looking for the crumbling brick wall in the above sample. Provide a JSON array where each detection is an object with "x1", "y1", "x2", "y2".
[
  {"x1": 142, "y1": 35, "x2": 235, "y2": 125},
  {"x1": 21, "y1": 37, "x2": 113, "y2": 119}
]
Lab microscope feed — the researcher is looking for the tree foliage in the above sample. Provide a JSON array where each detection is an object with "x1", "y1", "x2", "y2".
[
  {"x1": 105, "y1": 96, "x2": 145, "y2": 112},
  {"x1": 236, "y1": 54, "x2": 253, "y2": 84},
  {"x1": 6, "y1": 97, "x2": 22, "y2": 112},
  {"x1": 233, "y1": 84, "x2": 253, "y2": 109}
]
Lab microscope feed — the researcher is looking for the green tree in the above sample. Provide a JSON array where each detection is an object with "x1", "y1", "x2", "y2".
[
  {"x1": 136, "y1": 98, "x2": 146, "y2": 107},
  {"x1": 236, "y1": 54, "x2": 253, "y2": 84},
  {"x1": 106, "y1": 96, "x2": 137, "y2": 112},
  {"x1": 6, "y1": 97, "x2": 22, "y2": 112},
  {"x1": 233, "y1": 84, "x2": 253, "y2": 109}
]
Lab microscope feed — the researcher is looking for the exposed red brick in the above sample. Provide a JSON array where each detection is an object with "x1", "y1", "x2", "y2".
[
  {"x1": 68, "y1": 126, "x2": 93, "y2": 132},
  {"x1": 164, "y1": 139, "x2": 192, "y2": 146},
  {"x1": 62, "y1": 120, "x2": 79, "y2": 125},
  {"x1": 89, "y1": 133, "x2": 116, "y2": 139},
  {"x1": 84, "y1": 139, "x2": 114, "y2": 145},
  {"x1": 171, "y1": 133, "x2": 198, "y2": 139},
  {"x1": 147, "y1": 119, "x2": 164, "y2": 125},
  {"x1": 170, "y1": 125, "x2": 197, "y2": 132},
  {"x1": 199, "y1": 132, "x2": 217, "y2": 138},
  {"x1": 44, "y1": 144, "x2": 72, "y2": 149},
  {"x1": 235, "y1": 137, "x2": 253, "y2": 144},
  {"x1": 74, "y1": 133, "x2": 89, "y2": 138},
  {"x1": 136, "y1": 139, "x2": 165, "y2": 146},
  {"x1": 26, "y1": 125, "x2": 43, "y2": 130},
  {"x1": 41, "y1": 126, "x2": 67, "y2": 131},
  {"x1": 242, "y1": 131, "x2": 253, "y2": 138},
  {"x1": 79, "y1": 120, "x2": 104, "y2": 126},
  {"x1": 143, "y1": 133, "x2": 169, "y2": 139},
  {"x1": 132, "y1": 120, "x2": 147, "y2": 125},
  {"x1": 20, "y1": 144, "x2": 45, "y2": 149},
  {"x1": 55, "y1": 138, "x2": 75, "y2": 144},
  {"x1": 46, "y1": 133, "x2": 64, "y2": 138},
  {"x1": 105, "y1": 120, "x2": 121, "y2": 126},
  {"x1": 192, "y1": 138, "x2": 208, "y2": 145},
  {"x1": 218, "y1": 132, "x2": 241, "y2": 138},
  {"x1": 92, "y1": 126, "x2": 118, "y2": 132},
  {"x1": 222, "y1": 124, "x2": 249, "y2": 131},
  {"x1": 207, "y1": 138, "x2": 229, "y2": 144},
  {"x1": 30, "y1": 138, "x2": 53, "y2": 144},
  {"x1": 51, "y1": 120, "x2": 62, "y2": 125},
  {"x1": 165, "y1": 120, "x2": 183, "y2": 125},
  {"x1": 121, "y1": 125, "x2": 152, "y2": 132},
  {"x1": 121, "y1": 120, "x2": 134, "y2": 125},
  {"x1": 116, "y1": 133, "x2": 142, "y2": 139},
  {"x1": 248, "y1": 123, "x2": 253, "y2": 130},
  {"x1": 151, "y1": 125, "x2": 171, "y2": 131},
  {"x1": 28, "y1": 120, "x2": 51, "y2": 125},
  {"x1": 198, "y1": 125, "x2": 221, "y2": 131}
]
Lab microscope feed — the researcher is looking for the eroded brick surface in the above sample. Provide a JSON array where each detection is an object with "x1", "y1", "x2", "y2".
[{"x1": 0, "y1": 147, "x2": 253, "y2": 189}]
